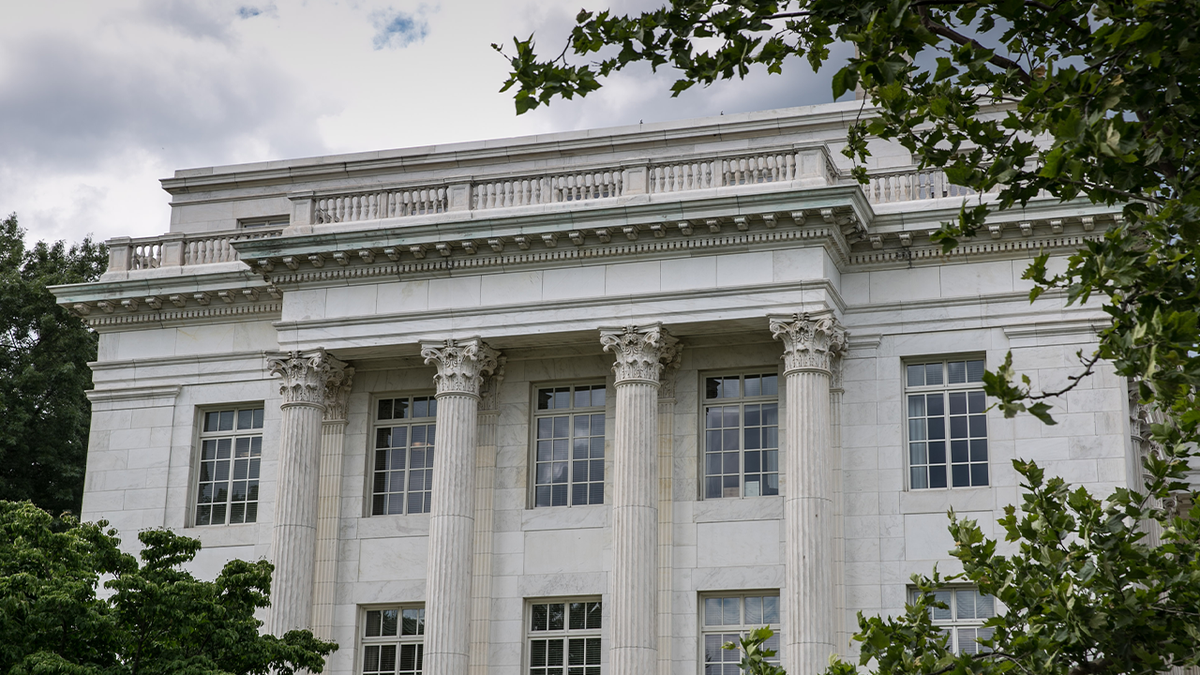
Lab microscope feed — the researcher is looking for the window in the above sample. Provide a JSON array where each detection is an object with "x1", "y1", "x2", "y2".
[
  {"x1": 238, "y1": 215, "x2": 289, "y2": 229},
  {"x1": 195, "y1": 406, "x2": 263, "y2": 526},
  {"x1": 533, "y1": 384, "x2": 606, "y2": 507},
  {"x1": 703, "y1": 373, "x2": 779, "y2": 499},
  {"x1": 701, "y1": 593, "x2": 781, "y2": 674},
  {"x1": 911, "y1": 588, "x2": 996, "y2": 654},
  {"x1": 906, "y1": 358, "x2": 989, "y2": 489},
  {"x1": 372, "y1": 396, "x2": 438, "y2": 516},
  {"x1": 361, "y1": 605, "x2": 424, "y2": 675},
  {"x1": 527, "y1": 599, "x2": 602, "y2": 675}
]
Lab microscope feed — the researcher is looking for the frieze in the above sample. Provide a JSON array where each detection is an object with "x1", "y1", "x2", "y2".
[
  {"x1": 769, "y1": 313, "x2": 848, "y2": 376},
  {"x1": 421, "y1": 338, "x2": 502, "y2": 397},
  {"x1": 600, "y1": 324, "x2": 681, "y2": 386}
]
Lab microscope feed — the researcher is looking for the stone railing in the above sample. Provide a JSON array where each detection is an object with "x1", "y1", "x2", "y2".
[
  {"x1": 313, "y1": 187, "x2": 447, "y2": 224},
  {"x1": 105, "y1": 227, "x2": 284, "y2": 273},
  {"x1": 648, "y1": 149, "x2": 835, "y2": 193},
  {"x1": 865, "y1": 167, "x2": 994, "y2": 205},
  {"x1": 472, "y1": 169, "x2": 624, "y2": 210},
  {"x1": 288, "y1": 147, "x2": 841, "y2": 226}
]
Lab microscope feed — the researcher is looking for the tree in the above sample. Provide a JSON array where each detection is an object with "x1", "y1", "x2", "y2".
[
  {"x1": 0, "y1": 213, "x2": 107, "y2": 514},
  {"x1": 498, "y1": 2, "x2": 1200, "y2": 674},
  {"x1": 0, "y1": 500, "x2": 337, "y2": 674}
]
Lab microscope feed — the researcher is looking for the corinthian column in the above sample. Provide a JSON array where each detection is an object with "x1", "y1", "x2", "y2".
[
  {"x1": 420, "y1": 338, "x2": 502, "y2": 675},
  {"x1": 266, "y1": 349, "x2": 349, "y2": 636},
  {"x1": 769, "y1": 313, "x2": 847, "y2": 675},
  {"x1": 599, "y1": 324, "x2": 680, "y2": 675},
  {"x1": 312, "y1": 365, "x2": 354, "y2": 641}
]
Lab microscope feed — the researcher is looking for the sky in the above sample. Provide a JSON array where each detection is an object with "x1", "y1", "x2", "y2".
[{"x1": 0, "y1": 0, "x2": 847, "y2": 246}]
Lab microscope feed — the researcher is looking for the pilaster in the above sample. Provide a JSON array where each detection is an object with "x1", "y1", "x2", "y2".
[
  {"x1": 657, "y1": 349, "x2": 681, "y2": 675},
  {"x1": 266, "y1": 348, "x2": 349, "y2": 636},
  {"x1": 768, "y1": 313, "x2": 847, "y2": 675},
  {"x1": 312, "y1": 365, "x2": 355, "y2": 641},
  {"x1": 420, "y1": 338, "x2": 502, "y2": 675},
  {"x1": 599, "y1": 324, "x2": 680, "y2": 675},
  {"x1": 469, "y1": 366, "x2": 505, "y2": 675}
]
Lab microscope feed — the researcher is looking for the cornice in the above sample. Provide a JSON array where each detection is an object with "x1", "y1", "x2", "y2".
[
  {"x1": 86, "y1": 384, "x2": 182, "y2": 403},
  {"x1": 259, "y1": 219, "x2": 855, "y2": 287},
  {"x1": 78, "y1": 300, "x2": 282, "y2": 331}
]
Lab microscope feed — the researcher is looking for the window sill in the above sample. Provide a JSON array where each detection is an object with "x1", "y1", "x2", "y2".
[
  {"x1": 900, "y1": 486, "x2": 993, "y2": 514},
  {"x1": 693, "y1": 495, "x2": 783, "y2": 523},
  {"x1": 357, "y1": 512, "x2": 431, "y2": 539},
  {"x1": 522, "y1": 503, "x2": 609, "y2": 531}
]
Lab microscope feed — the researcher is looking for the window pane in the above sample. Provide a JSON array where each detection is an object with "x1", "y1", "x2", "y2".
[
  {"x1": 966, "y1": 360, "x2": 985, "y2": 382},
  {"x1": 947, "y1": 361, "x2": 966, "y2": 384}
]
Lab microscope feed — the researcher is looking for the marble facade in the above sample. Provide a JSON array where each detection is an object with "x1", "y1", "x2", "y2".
[{"x1": 53, "y1": 101, "x2": 1134, "y2": 675}]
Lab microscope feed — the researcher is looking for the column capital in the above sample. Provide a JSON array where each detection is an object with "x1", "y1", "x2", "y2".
[
  {"x1": 267, "y1": 349, "x2": 350, "y2": 409},
  {"x1": 769, "y1": 313, "x2": 848, "y2": 376},
  {"x1": 323, "y1": 366, "x2": 355, "y2": 422},
  {"x1": 421, "y1": 338, "x2": 502, "y2": 397},
  {"x1": 600, "y1": 324, "x2": 680, "y2": 386}
]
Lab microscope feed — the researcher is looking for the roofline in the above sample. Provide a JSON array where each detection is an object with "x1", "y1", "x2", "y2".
[{"x1": 159, "y1": 100, "x2": 871, "y2": 195}]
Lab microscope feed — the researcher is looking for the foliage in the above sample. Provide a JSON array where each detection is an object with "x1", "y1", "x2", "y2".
[
  {"x1": 723, "y1": 626, "x2": 786, "y2": 675},
  {"x1": 727, "y1": 452, "x2": 1200, "y2": 675},
  {"x1": 0, "y1": 213, "x2": 107, "y2": 514},
  {"x1": 500, "y1": 3, "x2": 1200, "y2": 674},
  {"x1": 0, "y1": 500, "x2": 337, "y2": 675}
]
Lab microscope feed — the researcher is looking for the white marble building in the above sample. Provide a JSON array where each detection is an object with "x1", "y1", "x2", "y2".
[{"x1": 53, "y1": 101, "x2": 1134, "y2": 675}]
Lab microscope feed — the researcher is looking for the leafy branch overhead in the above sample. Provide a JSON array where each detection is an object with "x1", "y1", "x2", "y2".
[
  {"x1": 498, "y1": 0, "x2": 1200, "y2": 449},
  {"x1": 0, "y1": 500, "x2": 337, "y2": 675}
]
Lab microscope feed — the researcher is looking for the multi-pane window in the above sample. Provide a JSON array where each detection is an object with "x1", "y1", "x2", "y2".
[
  {"x1": 911, "y1": 588, "x2": 996, "y2": 654},
  {"x1": 361, "y1": 605, "x2": 424, "y2": 675},
  {"x1": 527, "y1": 599, "x2": 602, "y2": 675},
  {"x1": 703, "y1": 374, "x2": 779, "y2": 499},
  {"x1": 701, "y1": 593, "x2": 781, "y2": 674},
  {"x1": 906, "y1": 359, "x2": 989, "y2": 489},
  {"x1": 533, "y1": 384, "x2": 606, "y2": 508},
  {"x1": 372, "y1": 396, "x2": 438, "y2": 516},
  {"x1": 195, "y1": 406, "x2": 263, "y2": 526}
]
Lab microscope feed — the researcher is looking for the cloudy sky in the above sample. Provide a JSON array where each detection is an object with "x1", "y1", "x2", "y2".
[{"x1": 1, "y1": 0, "x2": 846, "y2": 246}]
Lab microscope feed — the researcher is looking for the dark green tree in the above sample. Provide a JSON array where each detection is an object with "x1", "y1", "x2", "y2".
[
  {"x1": 0, "y1": 500, "x2": 337, "y2": 675},
  {"x1": 0, "y1": 213, "x2": 106, "y2": 514},
  {"x1": 498, "y1": 3, "x2": 1200, "y2": 674}
]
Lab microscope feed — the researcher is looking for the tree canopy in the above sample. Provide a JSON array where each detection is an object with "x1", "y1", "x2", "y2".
[
  {"x1": 0, "y1": 500, "x2": 337, "y2": 675},
  {"x1": 0, "y1": 213, "x2": 107, "y2": 514},
  {"x1": 499, "y1": 2, "x2": 1200, "y2": 674}
]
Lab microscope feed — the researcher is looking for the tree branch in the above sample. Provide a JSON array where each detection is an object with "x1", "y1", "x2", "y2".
[
  {"x1": 917, "y1": 8, "x2": 1033, "y2": 84},
  {"x1": 1028, "y1": 351, "x2": 1101, "y2": 401}
]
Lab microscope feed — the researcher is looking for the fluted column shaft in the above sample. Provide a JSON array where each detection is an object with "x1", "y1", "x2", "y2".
[
  {"x1": 601, "y1": 325, "x2": 679, "y2": 675},
  {"x1": 267, "y1": 349, "x2": 348, "y2": 636},
  {"x1": 770, "y1": 314, "x2": 847, "y2": 675},
  {"x1": 312, "y1": 367, "x2": 354, "y2": 641},
  {"x1": 421, "y1": 339, "x2": 501, "y2": 675}
]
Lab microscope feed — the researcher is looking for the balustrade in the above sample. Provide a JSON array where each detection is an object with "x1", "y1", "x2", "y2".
[
  {"x1": 105, "y1": 227, "x2": 283, "y2": 273},
  {"x1": 109, "y1": 146, "x2": 1018, "y2": 275}
]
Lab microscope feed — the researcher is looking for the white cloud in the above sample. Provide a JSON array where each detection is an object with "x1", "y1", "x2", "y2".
[
  {"x1": 0, "y1": 0, "x2": 841, "y2": 246},
  {"x1": 371, "y1": 5, "x2": 434, "y2": 50}
]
